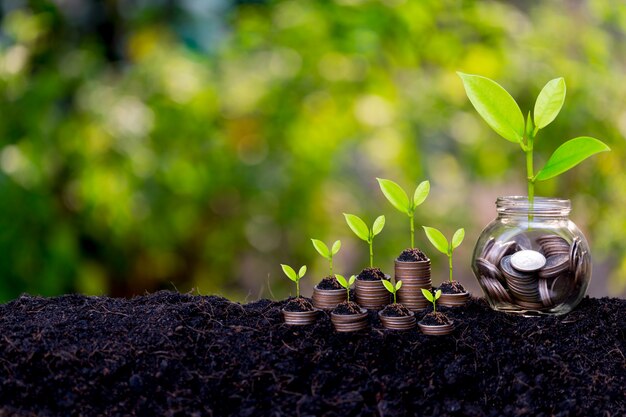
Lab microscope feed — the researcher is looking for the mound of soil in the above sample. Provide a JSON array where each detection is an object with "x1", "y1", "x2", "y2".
[
  {"x1": 283, "y1": 297, "x2": 314, "y2": 312},
  {"x1": 357, "y1": 267, "x2": 386, "y2": 281},
  {"x1": 397, "y1": 248, "x2": 429, "y2": 262},
  {"x1": 331, "y1": 301, "x2": 362, "y2": 315},
  {"x1": 421, "y1": 311, "x2": 451, "y2": 325},
  {"x1": 0, "y1": 292, "x2": 624, "y2": 416},
  {"x1": 438, "y1": 281, "x2": 467, "y2": 294},
  {"x1": 316, "y1": 275, "x2": 342, "y2": 290},
  {"x1": 380, "y1": 303, "x2": 412, "y2": 317}
]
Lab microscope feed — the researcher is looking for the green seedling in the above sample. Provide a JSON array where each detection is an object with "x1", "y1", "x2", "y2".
[
  {"x1": 421, "y1": 288, "x2": 442, "y2": 313},
  {"x1": 458, "y1": 73, "x2": 610, "y2": 207},
  {"x1": 343, "y1": 213, "x2": 385, "y2": 268},
  {"x1": 280, "y1": 264, "x2": 307, "y2": 298},
  {"x1": 311, "y1": 239, "x2": 341, "y2": 275},
  {"x1": 377, "y1": 178, "x2": 430, "y2": 248},
  {"x1": 423, "y1": 226, "x2": 465, "y2": 283},
  {"x1": 335, "y1": 274, "x2": 356, "y2": 303},
  {"x1": 382, "y1": 279, "x2": 403, "y2": 304}
]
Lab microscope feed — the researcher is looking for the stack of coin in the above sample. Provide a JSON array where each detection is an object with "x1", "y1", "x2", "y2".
[
  {"x1": 355, "y1": 279, "x2": 391, "y2": 310},
  {"x1": 395, "y1": 259, "x2": 431, "y2": 311},
  {"x1": 501, "y1": 253, "x2": 543, "y2": 304},
  {"x1": 537, "y1": 235, "x2": 570, "y2": 257}
]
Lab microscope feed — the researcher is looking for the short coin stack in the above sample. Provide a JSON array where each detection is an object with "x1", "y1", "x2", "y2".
[
  {"x1": 395, "y1": 259, "x2": 432, "y2": 311},
  {"x1": 475, "y1": 234, "x2": 588, "y2": 310}
]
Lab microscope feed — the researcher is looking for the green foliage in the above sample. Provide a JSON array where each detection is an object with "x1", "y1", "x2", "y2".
[
  {"x1": 535, "y1": 137, "x2": 611, "y2": 181},
  {"x1": 336, "y1": 274, "x2": 356, "y2": 302},
  {"x1": 421, "y1": 288, "x2": 442, "y2": 313},
  {"x1": 382, "y1": 279, "x2": 402, "y2": 304},
  {"x1": 534, "y1": 78, "x2": 566, "y2": 129},
  {"x1": 423, "y1": 227, "x2": 465, "y2": 283},
  {"x1": 311, "y1": 238, "x2": 341, "y2": 275},
  {"x1": 377, "y1": 178, "x2": 430, "y2": 248},
  {"x1": 281, "y1": 264, "x2": 307, "y2": 298},
  {"x1": 344, "y1": 213, "x2": 385, "y2": 267}
]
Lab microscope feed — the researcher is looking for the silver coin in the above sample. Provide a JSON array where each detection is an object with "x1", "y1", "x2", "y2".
[{"x1": 510, "y1": 250, "x2": 547, "y2": 272}]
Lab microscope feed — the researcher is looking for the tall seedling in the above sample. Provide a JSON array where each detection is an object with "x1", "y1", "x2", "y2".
[
  {"x1": 344, "y1": 213, "x2": 385, "y2": 268},
  {"x1": 423, "y1": 226, "x2": 464, "y2": 283},
  {"x1": 377, "y1": 178, "x2": 430, "y2": 248}
]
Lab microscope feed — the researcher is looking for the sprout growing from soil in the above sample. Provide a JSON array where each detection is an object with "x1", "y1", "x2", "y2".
[
  {"x1": 280, "y1": 264, "x2": 307, "y2": 298},
  {"x1": 335, "y1": 274, "x2": 356, "y2": 303},
  {"x1": 343, "y1": 213, "x2": 385, "y2": 267},
  {"x1": 382, "y1": 279, "x2": 403, "y2": 304},
  {"x1": 377, "y1": 178, "x2": 430, "y2": 248},
  {"x1": 458, "y1": 73, "x2": 610, "y2": 207},
  {"x1": 421, "y1": 288, "x2": 442, "y2": 313},
  {"x1": 311, "y1": 239, "x2": 341, "y2": 275},
  {"x1": 423, "y1": 226, "x2": 465, "y2": 283}
]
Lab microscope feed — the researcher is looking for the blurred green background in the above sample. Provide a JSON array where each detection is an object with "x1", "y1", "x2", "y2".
[{"x1": 0, "y1": 0, "x2": 625, "y2": 302}]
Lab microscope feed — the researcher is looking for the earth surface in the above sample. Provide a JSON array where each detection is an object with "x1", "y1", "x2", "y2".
[{"x1": 0, "y1": 292, "x2": 624, "y2": 416}]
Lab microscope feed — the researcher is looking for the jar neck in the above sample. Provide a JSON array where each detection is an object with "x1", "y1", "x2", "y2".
[{"x1": 496, "y1": 196, "x2": 571, "y2": 220}]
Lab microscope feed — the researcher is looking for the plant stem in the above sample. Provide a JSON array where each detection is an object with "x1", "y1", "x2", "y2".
[
  {"x1": 393, "y1": 291, "x2": 397, "y2": 304},
  {"x1": 369, "y1": 241, "x2": 373, "y2": 268},
  {"x1": 433, "y1": 301, "x2": 436, "y2": 314},
  {"x1": 346, "y1": 287, "x2": 350, "y2": 303},
  {"x1": 296, "y1": 280, "x2": 300, "y2": 298},
  {"x1": 410, "y1": 215, "x2": 414, "y2": 248},
  {"x1": 526, "y1": 133, "x2": 535, "y2": 221},
  {"x1": 329, "y1": 257, "x2": 333, "y2": 276},
  {"x1": 448, "y1": 252, "x2": 453, "y2": 283}
]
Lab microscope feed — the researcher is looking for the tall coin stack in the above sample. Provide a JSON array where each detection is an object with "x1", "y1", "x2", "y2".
[
  {"x1": 395, "y1": 258, "x2": 432, "y2": 311},
  {"x1": 475, "y1": 235, "x2": 588, "y2": 310}
]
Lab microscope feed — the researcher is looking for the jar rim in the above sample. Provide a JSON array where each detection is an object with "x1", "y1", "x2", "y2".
[{"x1": 496, "y1": 196, "x2": 571, "y2": 216}]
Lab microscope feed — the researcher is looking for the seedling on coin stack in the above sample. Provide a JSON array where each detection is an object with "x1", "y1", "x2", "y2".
[
  {"x1": 379, "y1": 279, "x2": 416, "y2": 330},
  {"x1": 280, "y1": 264, "x2": 319, "y2": 325},
  {"x1": 330, "y1": 274, "x2": 369, "y2": 332},
  {"x1": 418, "y1": 288, "x2": 454, "y2": 335},
  {"x1": 459, "y1": 73, "x2": 608, "y2": 315},
  {"x1": 310, "y1": 239, "x2": 346, "y2": 310},
  {"x1": 423, "y1": 226, "x2": 470, "y2": 307}
]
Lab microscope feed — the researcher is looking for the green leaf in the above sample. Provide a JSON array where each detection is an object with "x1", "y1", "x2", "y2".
[
  {"x1": 382, "y1": 279, "x2": 395, "y2": 294},
  {"x1": 452, "y1": 228, "x2": 465, "y2": 249},
  {"x1": 281, "y1": 264, "x2": 298, "y2": 282},
  {"x1": 344, "y1": 213, "x2": 370, "y2": 241},
  {"x1": 377, "y1": 178, "x2": 410, "y2": 214},
  {"x1": 298, "y1": 265, "x2": 307, "y2": 278},
  {"x1": 331, "y1": 240, "x2": 341, "y2": 255},
  {"x1": 413, "y1": 180, "x2": 430, "y2": 208},
  {"x1": 535, "y1": 137, "x2": 611, "y2": 181},
  {"x1": 457, "y1": 72, "x2": 525, "y2": 143},
  {"x1": 434, "y1": 289, "x2": 442, "y2": 300},
  {"x1": 348, "y1": 275, "x2": 356, "y2": 286},
  {"x1": 395, "y1": 280, "x2": 403, "y2": 291},
  {"x1": 423, "y1": 226, "x2": 449, "y2": 254},
  {"x1": 311, "y1": 239, "x2": 330, "y2": 259},
  {"x1": 372, "y1": 215, "x2": 385, "y2": 236},
  {"x1": 421, "y1": 288, "x2": 434, "y2": 302},
  {"x1": 335, "y1": 274, "x2": 348, "y2": 289},
  {"x1": 534, "y1": 77, "x2": 566, "y2": 130}
]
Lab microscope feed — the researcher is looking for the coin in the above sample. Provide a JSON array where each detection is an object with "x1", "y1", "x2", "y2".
[
  {"x1": 537, "y1": 235, "x2": 570, "y2": 257},
  {"x1": 538, "y1": 278, "x2": 554, "y2": 307},
  {"x1": 510, "y1": 250, "x2": 546, "y2": 272},
  {"x1": 538, "y1": 254, "x2": 570, "y2": 279},
  {"x1": 485, "y1": 240, "x2": 518, "y2": 266},
  {"x1": 476, "y1": 257, "x2": 504, "y2": 283}
]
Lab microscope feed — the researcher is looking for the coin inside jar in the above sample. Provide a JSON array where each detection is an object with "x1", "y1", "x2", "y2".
[
  {"x1": 510, "y1": 250, "x2": 547, "y2": 272},
  {"x1": 538, "y1": 254, "x2": 570, "y2": 279}
]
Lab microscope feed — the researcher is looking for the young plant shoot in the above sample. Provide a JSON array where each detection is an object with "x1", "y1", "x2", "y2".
[
  {"x1": 382, "y1": 279, "x2": 403, "y2": 304},
  {"x1": 421, "y1": 288, "x2": 442, "y2": 313},
  {"x1": 423, "y1": 226, "x2": 465, "y2": 283},
  {"x1": 311, "y1": 239, "x2": 341, "y2": 275},
  {"x1": 336, "y1": 274, "x2": 356, "y2": 303},
  {"x1": 458, "y1": 73, "x2": 610, "y2": 206},
  {"x1": 343, "y1": 213, "x2": 385, "y2": 267},
  {"x1": 280, "y1": 264, "x2": 307, "y2": 298},
  {"x1": 377, "y1": 178, "x2": 430, "y2": 248}
]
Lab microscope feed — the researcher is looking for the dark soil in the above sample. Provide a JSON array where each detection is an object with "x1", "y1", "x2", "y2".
[
  {"x1": 317, "y1": 275, "x2": 342, "y2": 290},
  {"x1": 438, "y1": 281, "x2": 467, "y2": 294},
  {"x1": 283, "y1": 297, "x2": 314, "y2": 312},
  {"x1": 421, "y1": 311, "x2": 452, "y2": 325},
  {"x1": 397, "y1": 248, "x2": 429, "y2": 262},
  {"x1": 357, "y1": 267, "x2": 386, "y2": 281},
  {"x1": 331, "y1": 301, "x2": 362, "y2": 315},
  {"x1": 380, "y1": 303, "x2": 412, "y2": 317},
  {"x1": 0, "y1": 292, "x2": 624, "y2": 416}
]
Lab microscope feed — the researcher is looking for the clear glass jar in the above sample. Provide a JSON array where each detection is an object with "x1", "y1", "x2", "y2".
[{"x1": 471, "y1": 196, "x2": 591, "y2": 316}]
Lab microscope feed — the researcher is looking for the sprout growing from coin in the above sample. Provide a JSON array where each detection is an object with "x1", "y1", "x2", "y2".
[
  {"x1": 458, "y1": 73, "x2": 610, "y2": 207},
  {"x1": 377, "y1": 178, "x2": 430, "y2": 248},
  {"x1": 280, "y1": 264, "x2": 307, "y2": 298},
  {"x1": 382, "y1": 279, "x2": 402, "y2": 304},
  {"x1": 343, "y1": 213, "x2": 385, "y2": 267},
  {"x1": 311, "y1": 239, "x2": 341, "y2": 276},
  {"x1": 336, "y1": 274, "x2": 356, "y2": 303},
  {"x1": 421, "y1": 288, "x2": 442, "y2": 313},
  {"x1": 423, "y1": 226, "x2": 465, "y2": 283}
]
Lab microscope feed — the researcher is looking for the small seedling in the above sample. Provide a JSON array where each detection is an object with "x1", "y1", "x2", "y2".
[
  {"x1": 421, "y1": 288, "x2": 442, "y2": 313},
  {"x1": 458, "y1": 73, "x2": 610, "y2": 207},
  {"x1": 382, "y1": 279, "x2": 403, "y2": 304},
  {"x1": 336, "y1": 274, "x2": 356, "y2": 303},
  {"x1": 377, "y1": 178, "x2": 430, "y2": 248},
  {"x1": 344, "y1": 213, "x2": 385, "y2": 267},
  {"x1": 311, "y1": 239, "x2": 341, "y2": 275},
  {"x1": 280, "y1": 264, "x2": 307, "y2": 298},
  {"x1": 423, "y1": 226, "x2": 465, "y2": 283}
]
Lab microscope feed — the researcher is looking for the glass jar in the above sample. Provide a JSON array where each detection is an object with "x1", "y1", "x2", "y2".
[{"x1": 471, "y1": 196, "x2": 591, "y2": 316}]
